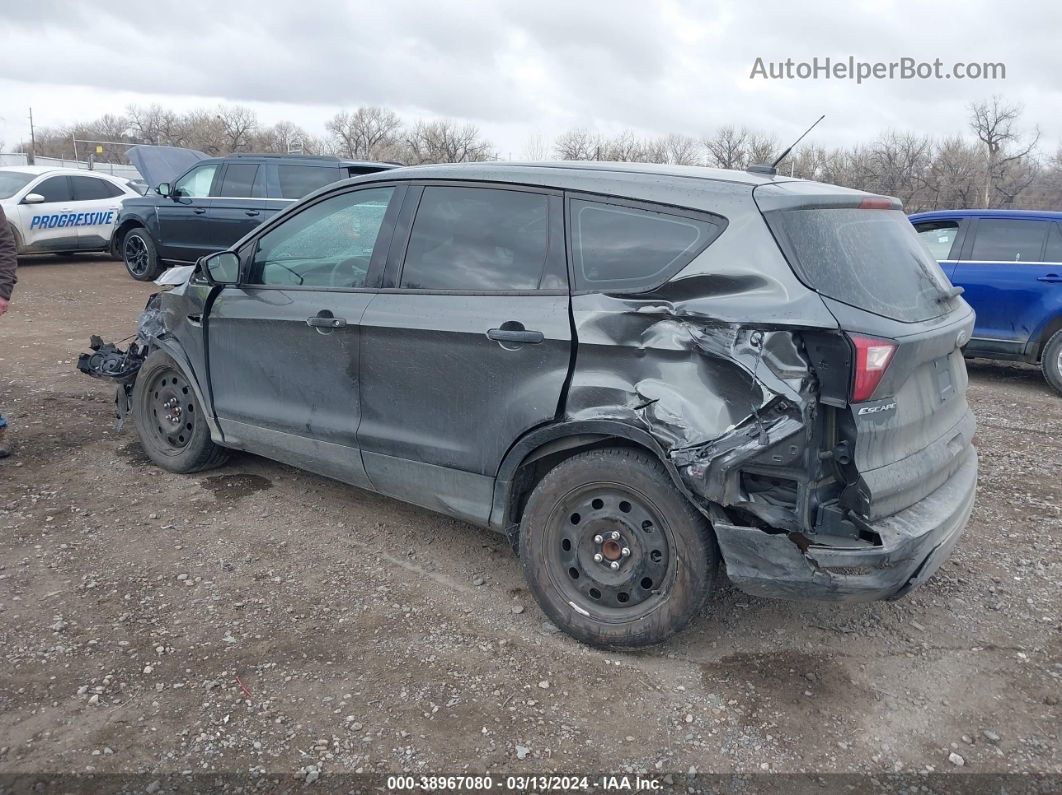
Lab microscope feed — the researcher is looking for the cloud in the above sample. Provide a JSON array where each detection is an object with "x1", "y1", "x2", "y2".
[{"x1": 0, "y1": 0, "x2": 1058, "y2": 155}]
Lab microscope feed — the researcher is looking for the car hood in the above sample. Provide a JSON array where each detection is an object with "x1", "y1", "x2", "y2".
[{"x1": 126, "y1": 145, "x2": 208, "y2": 189}]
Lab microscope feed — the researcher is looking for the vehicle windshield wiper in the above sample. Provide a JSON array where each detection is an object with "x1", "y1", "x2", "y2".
[{"x1": 937, "y1": 285, "x2": 964, "y2": 302}]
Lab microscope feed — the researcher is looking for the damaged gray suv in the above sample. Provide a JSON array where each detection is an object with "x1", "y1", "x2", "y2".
[{"x1": 80, "y1": 162, "x2": 977, "y2": 649}]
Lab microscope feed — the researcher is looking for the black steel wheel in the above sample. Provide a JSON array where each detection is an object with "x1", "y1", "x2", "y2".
[
  {"x1": 547, "y1": 484, "x2": 673, "y2": 614},
  {"x1": 143, "y1": 367, "x2": 196, "y2": 453},
  {"x1": 132, "y1": 350, "x2": 228, "y2": 473},
  {"x1": 520, "y1": 447, "x2": 718, "y2": 649}
]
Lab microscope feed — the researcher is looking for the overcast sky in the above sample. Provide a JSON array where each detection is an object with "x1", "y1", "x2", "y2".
[{"x1": 0, "y1": 0, "x2": 1057, "y2": 158}]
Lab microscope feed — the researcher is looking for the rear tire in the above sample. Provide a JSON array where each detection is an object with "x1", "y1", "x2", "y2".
[
  {"x1": 122, "y1": 227, "x2": 162, "y2": 281},
  {"x1": 132, "y1": 350, "x2": 228, "y2": 473},
  {"x1": 519, "y1": 447, "x2": 718, "y2": 649},
  {"x1": 1042, "y1": 329, "x2": 1062, "y2": 396}
]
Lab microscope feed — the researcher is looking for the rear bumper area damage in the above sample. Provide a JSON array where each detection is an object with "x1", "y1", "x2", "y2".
[{"x1": 710, "y1": 446, "x2": 976, "y2": 602}]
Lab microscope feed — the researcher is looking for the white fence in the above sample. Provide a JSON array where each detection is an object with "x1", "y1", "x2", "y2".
[{"x1": 0, "y1": 152, "x2": 141, "y2": 181}]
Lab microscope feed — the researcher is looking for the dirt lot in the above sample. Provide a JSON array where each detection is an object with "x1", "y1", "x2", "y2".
[{"x1": 1, "y1": 256, "x2": 1059, "y2": 784}]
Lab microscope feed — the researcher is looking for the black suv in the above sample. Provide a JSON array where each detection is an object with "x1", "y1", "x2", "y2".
[
  {"x1": 113, "y1": 149, "x2": 396, "y2": 280},
  {"x1": 81, "y1": 162, "x2": 978, "y2": 648}
]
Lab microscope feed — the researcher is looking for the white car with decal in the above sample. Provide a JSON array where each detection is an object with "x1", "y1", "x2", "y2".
[{"x1": 0, "y1": 166, "x2": 140, "y2": 256}]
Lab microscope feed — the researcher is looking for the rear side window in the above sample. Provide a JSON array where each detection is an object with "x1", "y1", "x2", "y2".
[
  {"x1": 71, "y1": 176, "x2": 124, "y2": 200},
  {"x1": 569, "y1": 199, "x2": 722, "y2": 292},
  {"x1": 277, "y1": 165, "x2": 344, "y2": 199},
  {"x1": 969, "y1": 219, "x2": 1048, "y2": 262},
  {"x1": 768, "y1": 208, "x2": 953, "y2": 322},
  {"x1": 400, "y1": 187, "x2": 549, "y2": 291},
  {"x1": 1047, "y1": 223, "x2": 1062, "y2": 262},
  {"x1": 217, "y1": 164, "x2": 262, "y2": 198},
  {"x1": 913, "y1": 220, "x2": 959, "y2": 260},
  {"x1": 33, "y1": 176, "x2": 72, "y2": 203}
]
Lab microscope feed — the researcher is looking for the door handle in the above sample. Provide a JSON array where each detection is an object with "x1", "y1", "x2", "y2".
[
  {"x1": 1036, "y1": 273, "x2": 1062, "y2": 283},
  {"x1": 306, "y1": 315, "x2": 348, "y2": 328},
  {"x1": 487, "y1": 327, "x2": 544, "y2": 344},
  {"x1": 193, "y1": 207, "x2": 207, "y2": 215},
  {"x1": 245, "y1": 210, "x2": 260, "y2": 217}
]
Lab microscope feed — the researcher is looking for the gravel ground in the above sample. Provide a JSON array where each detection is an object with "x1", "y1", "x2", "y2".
[{"x1": 0, "y1": 256, "x2": 1059, "y2": 785}]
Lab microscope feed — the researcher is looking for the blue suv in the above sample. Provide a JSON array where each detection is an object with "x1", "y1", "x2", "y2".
[{"x1": 910, "y1": 209, "x2": 1062, "y2": 394}]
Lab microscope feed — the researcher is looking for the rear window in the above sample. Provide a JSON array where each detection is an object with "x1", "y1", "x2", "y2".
[
  {"x1": 570, "y1": 199, "x2": 722, "y2": 292},
  {"x1": 769, "y1": 208, "x2": 953, "y2": 322},
  {"x1": 277, "y1": 165, "x2": 344, "y2": 199}
]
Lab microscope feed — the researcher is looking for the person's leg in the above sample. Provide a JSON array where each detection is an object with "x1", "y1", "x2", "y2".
[{"x1": 0, "y1": 413, "x2": 9, "y2": 458}]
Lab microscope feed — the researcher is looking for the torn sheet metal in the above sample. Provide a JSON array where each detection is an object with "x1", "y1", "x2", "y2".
[{"x1": 76, "y1": 295, "x2": 164, "y2": 429}]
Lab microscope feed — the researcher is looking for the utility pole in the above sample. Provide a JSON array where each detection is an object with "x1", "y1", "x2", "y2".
[{"x1": 27, "y1": 106, "x2": 36, "y2": 165}]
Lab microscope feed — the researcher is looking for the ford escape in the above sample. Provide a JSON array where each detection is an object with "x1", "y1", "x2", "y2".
[{"x1": 79, "y1": 162, "x2": 978, "y2": 648}]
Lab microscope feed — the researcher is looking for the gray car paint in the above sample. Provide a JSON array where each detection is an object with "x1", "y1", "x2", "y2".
[{"x1": 80, "y1": 161, "x2": 978, "y2": 604}]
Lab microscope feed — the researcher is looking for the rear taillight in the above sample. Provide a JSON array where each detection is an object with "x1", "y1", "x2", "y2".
[{"x1": 849, "y1": 334, "x2": 897, "y2": 402}]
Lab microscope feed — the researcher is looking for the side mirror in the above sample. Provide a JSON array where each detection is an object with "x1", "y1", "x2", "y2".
[
  {"x1": 22, "y1": 193, "x2": 45, "y2": 205},
  {"x1": 200, "y1": 251, "x2": 240, "y2": 285},
  {"x1": 156, "y1": 182, "x2": 171, "y2": 197}
]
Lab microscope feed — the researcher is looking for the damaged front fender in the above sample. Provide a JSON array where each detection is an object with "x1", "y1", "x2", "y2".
[{"x1": 77, "y1": 291, "x2": 219, "y2": 439}]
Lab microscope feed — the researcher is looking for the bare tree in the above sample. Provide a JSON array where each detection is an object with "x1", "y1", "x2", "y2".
[
  {"x1": 553, "y1": 128, "x2": 607, "y2": 160},
  {"x1": 327, "y1": 106, "x2": 403, "y2": 161},
  {"x1": 660, "y1": 133, "x2": 700, "y2": 166},
  {"x1": 969, "y1": 97, "x2": 1040, "y2": 207},
  {"x1": 253, "y1": 121, "x2": 315, "y2": 154},
  {"x1": 402, "y1": 120, "x2": 494, "y2": 164},
  {"x1": 127, "y1": 104, "x2": 184, "y2": 146},
  {"x1": 523, "y1": 133, "x2": 549, "y2": 161},
  {"x1": 180, "y1": 109, "x2": 227, "y2": 155},
  {"x1": 216, "y1": 105, "x2": 259, "y2": 153},
  {"x1": 863, "y1": 131, "x2": 933, "y2": 207},
  {"x1": 703, "y1": 126, "x2": 747, "y2": 169},
  {"x1": 745, "y1": 132, "x2": 779, "y2": 168}
]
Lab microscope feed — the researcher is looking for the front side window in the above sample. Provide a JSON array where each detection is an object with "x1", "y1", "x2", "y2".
[
  {"x1": 914, "y1": 220, "x2": 959, "y2": 261},
  {"x1": 248, "y1": 187, "x2": 394, "y2": 288},
  {"x1": 173, "y1": 165, "x2": 218, "y2": 198},
  {"x1": 570, "y1": 199, "x2": 721, "y2": 292},
  {"x1": 400, "y1": 186, "x2": 549, "y2": 291},
  {"x1": 70, "y1": 175, "x2": 123, "y2": 201},
  {"x1": 32, "y1": 176, "x2": 72, "y2": 204},
  {"x1": 969, "y1": 219, "x2": 1048, "y2": 263}
]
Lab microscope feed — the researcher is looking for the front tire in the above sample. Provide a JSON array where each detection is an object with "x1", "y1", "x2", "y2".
[
  {"x1": 519, "y1": 447, "x2": 718, "y2": 649},
  {"x1": 1042, "y1": 329, "x2": 1062, "y2": 396},
  {"x1": 132, "y1": 350, "x2": 228, "y2": 473},
  {"x1": 122, "y1": 227, "x2": 162, "y2": 281}
]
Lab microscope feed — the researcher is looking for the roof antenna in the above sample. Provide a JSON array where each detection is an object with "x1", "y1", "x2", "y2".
[{"x1": 747, "y1": 114, "x2": 825, "y2": 176}]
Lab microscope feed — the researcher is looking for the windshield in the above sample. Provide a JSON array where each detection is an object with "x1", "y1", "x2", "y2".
[
  {"x1": 767, "y1": 208, "x2": 954, "y2": 322},
  {"x1": 0, "y1": 171, "x2": 34, "y2": 200}
]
